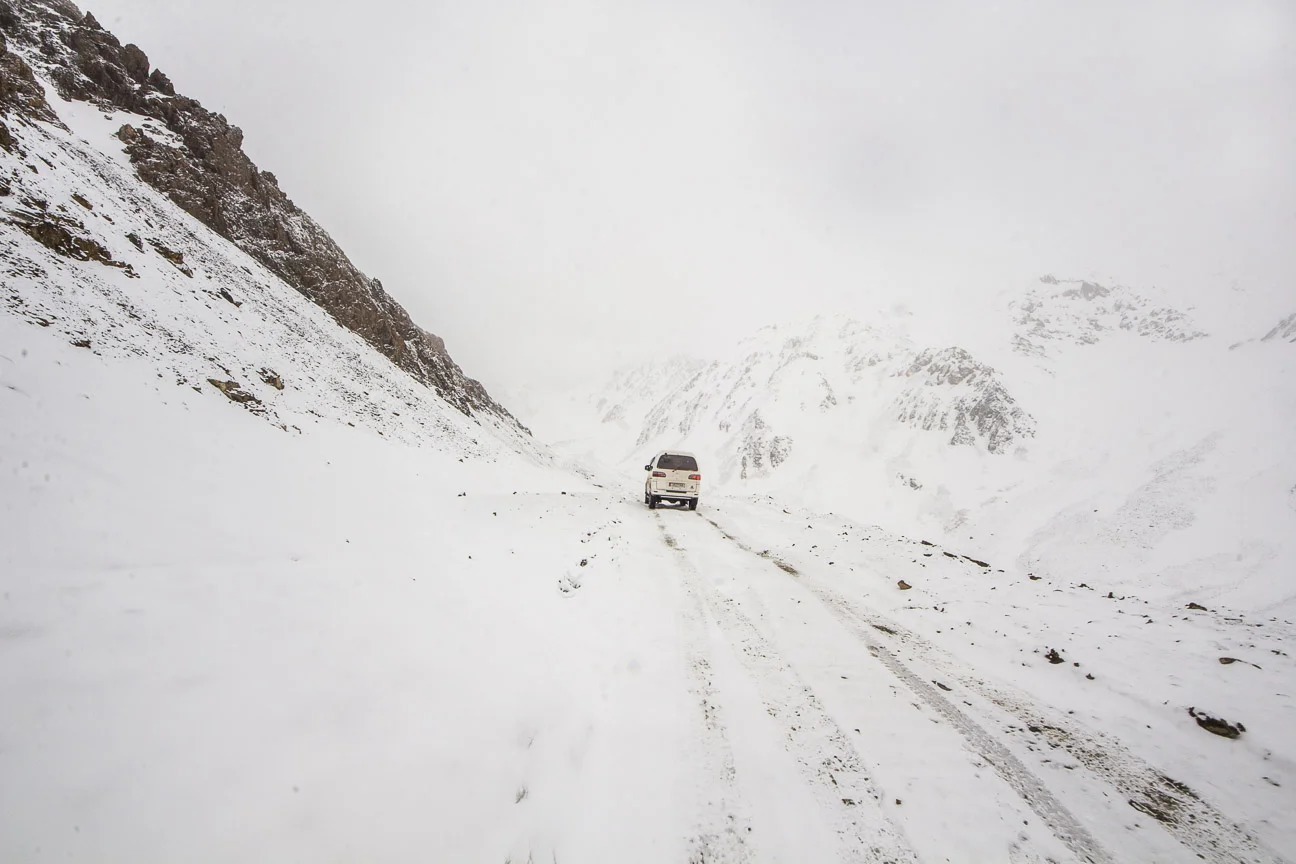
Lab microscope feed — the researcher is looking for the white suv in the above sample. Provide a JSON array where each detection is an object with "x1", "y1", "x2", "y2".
[{"x1": 644, "y1": 451, "x2": 701, "y2": 510}]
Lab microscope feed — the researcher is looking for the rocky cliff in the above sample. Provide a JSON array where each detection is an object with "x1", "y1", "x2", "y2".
[{"x1": 0, "y1": 0, "x2": 524, "y2": 430}]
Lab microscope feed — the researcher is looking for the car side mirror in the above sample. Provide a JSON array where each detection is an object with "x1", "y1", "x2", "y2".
[{"x1": 644, "y1": 464, "x2": 652, "y2": 471}]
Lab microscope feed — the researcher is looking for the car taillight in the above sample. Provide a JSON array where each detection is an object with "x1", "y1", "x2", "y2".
[
  {"x1": 689, "y1": 474, "x2": 701, "y2": 481},
  {"x1": 652, "y1": 471, "x2": 666, "y2": 477}
]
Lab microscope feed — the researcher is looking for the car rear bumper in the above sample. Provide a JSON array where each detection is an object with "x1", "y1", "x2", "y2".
[{"x1": 649, "y1": 483, "x2": 698, "y2": 498}]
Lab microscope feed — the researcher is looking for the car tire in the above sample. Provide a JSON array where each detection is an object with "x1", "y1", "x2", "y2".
[
  {"x1": 648, "y1": 495, "x2": 658, "y2": 510},
  {"x1": 688, "y1": 498, "x2": 698, "y2": 511}
]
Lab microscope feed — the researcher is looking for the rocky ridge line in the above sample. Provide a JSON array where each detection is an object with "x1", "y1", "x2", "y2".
[{"x1": 0, "y1": 0, "x2": 525, "y2": 431}]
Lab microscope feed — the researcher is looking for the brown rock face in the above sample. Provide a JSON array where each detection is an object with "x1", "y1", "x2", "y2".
[
  {"x1": 0, "y1": 21, "x2": 60, "y2": 125},
  {"x1": 3, "y1": 1, "x2": 526, "y2": 432}
]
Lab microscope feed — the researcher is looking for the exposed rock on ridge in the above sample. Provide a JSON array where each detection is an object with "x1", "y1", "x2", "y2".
[
  {"x1": 1013, "y1": 275, "x2": 1207, "y2": 357},
  {"x1": 1261, "y1": 312, "x2": 1296, "y2": 344},
  {"x1": 0, "y1": 0, "x2": 524, "y2": 430},
  {"x1": 895, "y1": 347, "x2": 1034, "y2": 454},
  {"x1": 615, "y1": 315, "x2": 1035, "y2": 484}
]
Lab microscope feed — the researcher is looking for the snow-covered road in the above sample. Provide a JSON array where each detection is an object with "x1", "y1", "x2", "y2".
[
  {"x1": 3, "y1": 324, "x2": 1293, "y2": 863},
  {"x1": 644, "y1": 502, "x2": 1289, "y2": 863}
]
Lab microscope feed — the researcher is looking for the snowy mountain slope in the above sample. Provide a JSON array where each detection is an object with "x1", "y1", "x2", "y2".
[
  {"x1": 1010, "y1": 275, "x2": 1209, "y2": 358},
  {"x1": 502, "y1": 356, "x2": 709, "y2": 469},
  {"x1": 519, "y1": 287, "x2": 1295, "y2": 617},
  {"x1": 4, "y1": 319, "x2": 1292, "y2": 863},
  {"x1": 1, "y1": 0, "x2": 522, "y2": 428},
  {"x1": 0, "y1": 52, "x2": 530, "y2": 454},
  {"x1": 535, "y1": 313, "x2": 1032, "y2": 483}
]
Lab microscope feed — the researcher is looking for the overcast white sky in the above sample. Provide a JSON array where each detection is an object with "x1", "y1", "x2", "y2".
[{"x1": 82, "y1": 0, "x2": 1295, "y2": 391}]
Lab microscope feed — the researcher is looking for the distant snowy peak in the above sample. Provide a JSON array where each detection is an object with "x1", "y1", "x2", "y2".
[
  {"x1": 602, "y1": 314, "x2": 1034, "y2": 488},
  {"x1": 1012, "y1": 275, "x2": 1208, "y2": 356},
  {"x1": 1261, "y1": 312, "x2": 1296, "y2": 344},
  {"x1": 895, "y1": 347, "x2": 1034, "y2": 454}
]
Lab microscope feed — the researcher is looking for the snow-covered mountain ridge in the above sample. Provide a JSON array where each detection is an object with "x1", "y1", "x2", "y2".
[
  {"x1": 1012, "y1": 274, "x2": 1209, "y2": 357},
  {"x1": 0, "y1": 0, "x2": 524, "y2": 432},
  {"x1": 519, "y1": 284, "x2": 1295, "y2": 616}
]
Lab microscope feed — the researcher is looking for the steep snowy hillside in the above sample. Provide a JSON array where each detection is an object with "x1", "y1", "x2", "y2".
[
  {"x1": 0, "y1": 0, "x2": 522, "y2": 429},
  {"x1": 1, "y1": 97, "x2": 527, "y2": 450}
]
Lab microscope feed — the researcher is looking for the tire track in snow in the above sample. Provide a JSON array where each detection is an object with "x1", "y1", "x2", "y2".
[
  {"x1": 705, "y1": 514, "x2": 1288, "y2": 864},
  {"x1": 658, "y1": 524, "x2": 755, "y2": 863},
  {"x1": 813, "y1": 592, "x2": 1284, "y2": 864},
  {"x1": 699, "y1": 515, "x2": 1112, "y2": 864},
  {"x1": 657, "y1": 516, "x2": 919, "y2": 864}
]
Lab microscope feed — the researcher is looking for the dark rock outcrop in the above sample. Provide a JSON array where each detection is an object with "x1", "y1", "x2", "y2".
[
  {"x1": 6, "y1": 204, "x2": 132, "y2": 274},
  {"x1": 2, "y1": 1, "x2": 525, "y2": 431}
]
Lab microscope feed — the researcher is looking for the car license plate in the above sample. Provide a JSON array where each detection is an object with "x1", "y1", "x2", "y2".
[{"x1": 669, "y1": 482, "x2": 685, "y2": 488}]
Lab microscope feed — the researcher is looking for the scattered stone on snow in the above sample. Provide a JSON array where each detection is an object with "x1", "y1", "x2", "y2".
[
  {"x1": 206, "y1": 378, "x2": 261, "y2": 408},
  {"x1": 1187, "y1": 707, "x2": 1245, "y2": 739},
  {"x1": 1218, "y1": 657, "x2": 1262, "y2": 670},
  {"x1": 147, "y1": 238, "x2": 193, "y2": 276},
  {"x1": 258, "y1": 367, "x2": 284, "y2": 390}
]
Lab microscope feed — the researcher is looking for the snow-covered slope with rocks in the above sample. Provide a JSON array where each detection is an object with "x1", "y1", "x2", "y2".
[
  {"x1": 1010, "y1": 275, "x2": 1209, "y2": 358},
  {"x1": 0, "y1": 11, "x2": 528, "y2": 454},
  {"x1": 1, "y1": 0, "x2": 522, "y2": 428},
  {"x1": 549, "y1": 313, "x2": 1033, "y2": 479}
]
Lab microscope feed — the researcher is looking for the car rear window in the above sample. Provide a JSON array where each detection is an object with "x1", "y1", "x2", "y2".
[{"x1": 658, "y1": 454, "x2": 698, "y2": 471}]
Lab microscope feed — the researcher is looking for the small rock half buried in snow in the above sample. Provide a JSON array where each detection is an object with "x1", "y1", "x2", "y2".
[{"x1": 1188, "y1": 707, "x2": 1245, "y2": 739}]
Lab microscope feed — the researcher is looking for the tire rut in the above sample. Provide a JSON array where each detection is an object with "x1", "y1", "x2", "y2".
[
  {"x1": 657, "y1": 516, "x2": 919, "y2": 864},
  {"x1": 704, "y1": 514, "x2": 1287, "y2": 864},
  {"x1": 660, "y1": 519, "x2": 755, "y2": 863},
  {"x1": 699, "y1": 515, "x2": 1112, "y2": 864}
]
